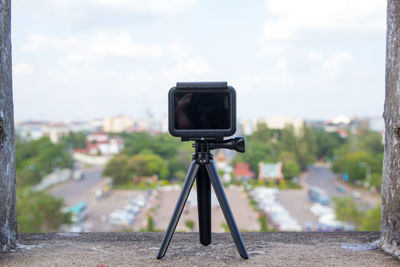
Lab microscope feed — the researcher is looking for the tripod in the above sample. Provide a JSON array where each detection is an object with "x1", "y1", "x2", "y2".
[{"x1": 157, "y1": 137, "x2": 249, "y2": 259}]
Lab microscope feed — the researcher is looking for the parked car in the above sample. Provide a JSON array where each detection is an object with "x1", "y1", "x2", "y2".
[
  {"x1": 73, "y1": 170, "x2": 84, "y2": 180},
  {"x1": 108, "y1": 209, "x2": 134, "y2": 227},
  {"x1": 308, "y1": 187, "x2": 330, "y2": 205}
]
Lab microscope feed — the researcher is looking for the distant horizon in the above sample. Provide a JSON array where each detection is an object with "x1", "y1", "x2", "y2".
[{"x1": 14, "y1": 113, "x2": 384, "y2": 123}]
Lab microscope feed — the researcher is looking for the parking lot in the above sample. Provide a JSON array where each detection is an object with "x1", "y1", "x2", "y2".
[{"x1": 152, "y1": 186, "x2": 259, "y2": 232}]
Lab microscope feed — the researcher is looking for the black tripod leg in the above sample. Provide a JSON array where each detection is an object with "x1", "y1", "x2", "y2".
[
  {"x1": 157, "y1": 161, "x2": 199, "y2": 259},
  {"x1": 196, "y1": 167, "x2": 211, "y2": 245},
  {"x1": 205, "y1": 160, "x2": 249, "y2": 259}
]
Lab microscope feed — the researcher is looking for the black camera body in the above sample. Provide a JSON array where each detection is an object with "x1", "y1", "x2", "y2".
[{"x1": 168, "y1": 82, "x2": 236, "y2": 141}]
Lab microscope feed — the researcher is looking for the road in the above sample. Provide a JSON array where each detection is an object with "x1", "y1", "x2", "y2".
[
  {"x1": 278, "y1": 164, "x2": 380, "y2": 230},
  {"x1": 306, "y1": 164, "x2": 379, "y2": 208},
  {"x1": 277, "y1": 165, "x2": 343, "y2": 230},
  {"x1": 153, "y1": 186, "x2": 259, "y2": 233},
  {"x1": 48, "y1": 166, "x2": 151, "y2": 232},
  {"x1": 306, "y1": 165, "x2": 346, "y2": 199},
  {"x1": 49, "y1": 166, "x2": 104, "y2": 206}
]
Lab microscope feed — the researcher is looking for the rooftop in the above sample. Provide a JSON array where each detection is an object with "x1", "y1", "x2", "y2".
[{"x1": 1, "y1": 232, "x2": 399, "y2": 266}]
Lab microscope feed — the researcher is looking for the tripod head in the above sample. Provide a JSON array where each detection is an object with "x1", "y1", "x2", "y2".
[
  {"x1": 208, "y1": 136, "x2": 245, "y2": 153},
  {"x1": 193, "y1": 136, "x2": 245, "y2": 153}
]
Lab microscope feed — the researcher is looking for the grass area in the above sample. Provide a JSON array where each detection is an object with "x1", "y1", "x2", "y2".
[
  {"x1": 246, "y1": 179, "x2": 302, "y2": 190},
  {"x1": 112, "y1": 181, "x2": 159, "y2": 190}
]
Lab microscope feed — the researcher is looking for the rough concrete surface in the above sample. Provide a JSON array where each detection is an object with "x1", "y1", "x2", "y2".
[{"x1": 0, "y1": 232, "x2": 398, "y2": 266}]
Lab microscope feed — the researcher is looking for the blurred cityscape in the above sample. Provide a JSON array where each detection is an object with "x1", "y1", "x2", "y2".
[{"x1": 15, "y1": 114, "x2": 383, "y2": 234}]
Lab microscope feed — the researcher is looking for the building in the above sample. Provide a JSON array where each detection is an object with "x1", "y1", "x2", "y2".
[
  {"x1": 103, "y1": 115, "x2": 134, "y2": 133},
  {"x1": 233, "y1": 162, "x2": 255, "y2": 181},
  {"x1": 240, "y1": 116, "x2": 304, "y2": 135},
  {"x1": 74, "y1": 133, "x2": 124, "y2": 156},
  {"x1": 258, "y1": 162, "x2": 284, "y2": 181}
]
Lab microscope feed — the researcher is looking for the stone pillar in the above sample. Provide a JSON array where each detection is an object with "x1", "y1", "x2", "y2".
[
  {"x1": 381, "y1": 0, "x2": 400, "y2": 257},
  {"x1": 0, "y1": 0, "x2": 17, "y2": 251}
]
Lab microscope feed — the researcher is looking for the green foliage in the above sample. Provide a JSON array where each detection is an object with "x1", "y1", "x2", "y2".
[
  {"x1": 119, "y1": 132, "x2": 191, "y2": 181},
  {"x1": 333, "y1": 197, "x2": 381, "y2": 230},
  {"x1": 131, "y1": 153, "x2": 169, "y2": 179},
  {"x1": 221, "y1": 222, "x2": 229, "y2": 232},
  {"x1": 15, "y1": 136, "x2": 73, "y2": 186},
  {"x1": 258, "y1": 213, "x2": 269, "y2": 232},
  {"x1": 185, "y1": 219, "x2": 195, "y2": 231},
  {"x1": 234, "y1": 122, "x2": 317, "y2": 176},
  {"x1": 252, "y1": 122, "x2": 271, "y2": 143},
  {"x1": 281, "y1": 124, "x2": 297, "y2": 152},
  {"x1": 233, "y1": 140, "x2": 276, "y2": 174},
  {"x1": 314, "y1": 131, "x2": 345, "y2": 159},
  {"x1": 330, "y1": 129, "x2": 383, "y2": 188},
  {"x1": 369, "y1": 173, "x2": 382, "y2": 190},
  {"x1": 359, "y1": 204, "x2": 381, "y2": 231},
  {"x1": 60, "y1": 131, "x2": 87, "y2": 149},
  {"x1": 147, "y1": 215, "x2": 154, "y2": 232},
  {"x1": 282, "y1": 160, "x2": 300, "y2": 180},
  {"x1": 17, "y1": 189, "x2": 71, "y2": 232},
  {"x1": 333, "y1": 197, "x2": 364, "y2": 226},
  {"x1": 104, "y1": 153, "x2": 169, "y2": 185},
  {"x1": 332, "y1": 151, "x2": 374, "y2": 182},
  {"x1": 359, "y1": 131, "x2": 384, "y2": 154},
  {"x1": 103, "y1": 154, "x2": 132, "y2": 185}
]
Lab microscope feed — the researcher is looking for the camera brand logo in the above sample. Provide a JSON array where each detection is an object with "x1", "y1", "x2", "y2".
[{"x1": 224, "y1": 96, "x2": 229, "y2": 109}]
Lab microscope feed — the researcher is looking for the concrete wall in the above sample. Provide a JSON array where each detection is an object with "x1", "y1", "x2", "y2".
[
  {"x1": 0, "y1": 0, "x2": 17, "y2": 251},
  {"x1": 381, "y1": 0, "x2": 400, "y2": 257}
]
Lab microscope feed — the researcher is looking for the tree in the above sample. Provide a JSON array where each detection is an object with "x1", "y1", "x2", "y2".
[
  {"x1": 119, "y1": 132, "x2": 191, "y2": 181},
  {"x1": 315, "y1": 130, "x2": 344, "y2": 159},
  {"x1": 233, "y1": 141, "x2": 276, "y2": 174},
  {"x1": 332, "y1": 151, "x2": 374, "y2": 183},
  {"x1": 104, "y1": 153, "x2": 170, "y2": 185},
  {"x1": 333, "y1": 197, "x2": 364, "y2": 226},
  {"x1": 282, "y1": 161, "x2": 300, "y2": 180},
  {"x1": 359, "y1": 130, "x2": 384, "y2": 155},
  {"x1": 60, "y1": 131, "x2": 87, "y2": 149},
  {"x1": 130, "y1": 153, "x2": 169, "y2": 179},
  {"x1": 281, "y1": 124, "x2": 297, "y2": 153},
  {"x1": 15, "y1": 137, "x2": 73, "y2": 187},
  {"x1": 359, "y1": 204, "x2": 381, "y2": 231},
  {"x1": 295, "y1": 141, "x2": 314, "y2": 171},
  {"x1": 103, "y1": 154, "x2": 132, "y2": 185},
  {"x1": 252, "y1": 122, "x2": 270, "y2": 143},
  {"x1": 300, "y1": 121, "x2": 316, "y2": 156},
  {"x1": 17, "y1": 189, "x2": 71, "y2": 232}
]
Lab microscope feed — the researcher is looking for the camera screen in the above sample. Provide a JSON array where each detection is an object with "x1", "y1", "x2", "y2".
[{"x1": 174, "y1": 92, "x2": 231, "y2": 130}]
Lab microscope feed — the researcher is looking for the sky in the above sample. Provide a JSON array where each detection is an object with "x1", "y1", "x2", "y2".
[{"x1": 11, "y1": 0, "x2": 386, "y2": 122}]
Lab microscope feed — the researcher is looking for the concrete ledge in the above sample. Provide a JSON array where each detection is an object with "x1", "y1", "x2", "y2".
[{"x1": 0, "y1": 232, "x2": 399, "y2": 266}]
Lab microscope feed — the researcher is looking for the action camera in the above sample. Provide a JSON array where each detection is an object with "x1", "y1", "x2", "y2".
[{"x1": 168, "y1": 82, "x2": 236, "y2": 141}]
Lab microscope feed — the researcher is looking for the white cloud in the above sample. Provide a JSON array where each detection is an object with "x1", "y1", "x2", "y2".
[
  {"x1": 14, "y1": 0, "x2": 198, "y2": 16},
  {"x1": 262, "y1": 0, "x2": 385, "y2": 43},
  {"x1": 321, "y1": 51, "x2": 354, "y2": 78},
  {"x1": 307, "y1": 51, "x2": 324, "y2": 62},
  {"x1": 235, "y1": 71, "x2": 295, "y2": 93},
  {"x1": 95, "y1": 0, "x2": 198, "y2": 14},
  {"x1": 23, "y1": 31, "x2": 194, "y2": 64},
  {"x1": 13, "y1": 63, "x2": 32, "y2": 75},
  {"x1": 162, "y1": 57, "x2": 210, "y2": 80}
]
